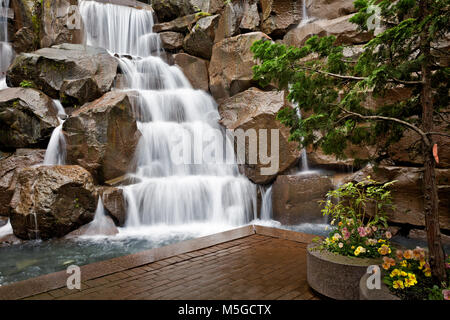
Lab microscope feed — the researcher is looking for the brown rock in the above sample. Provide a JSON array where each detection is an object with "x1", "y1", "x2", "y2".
[
  {"x1": 153, "y1": 14, "x2": 198, "y2": 33},
  {"x1": 6, "y1": 44, "x2": 119, "y2": 106},
  {"x1": 283, "y1": 14, "x2": 372, "y2": 47},
  {"x1": 40, "y1": 0, "x2": 83, "y2": 48},
  {"x1": 98, "y1": 186, "x2": 126, "y2": 227},
  {"x1": 159, "y1": 31, "x2": 184, "y2": 50},
  {"x1": 0, "y1": 216, "x2": 8, "y2": 227},
  {"x1": 240, "y1": 1, "x2": 261, "y2": 31},
  {"x1": 0, "y1": 88, "x2": 59, "y2": 149},
  {"x1": 345, "y1": 165, "x2": 450, "y2": 231},
  {"x1": 272, "y1": 174, "x2": 333, "y2": 224},
  {"x1": 9, "y1": 165, "x2": 97, "y2": 240},
  {"x1": 183, "y1": 14, "x2": 220, "y2": 59},
  {"x1": 151, "y1": 0, "x2": 209, "y2": 22},
  {"x1": 12, "y1": 27, "x2": 35, "y2": 53},
  {"x1": 260, "y1": 0, "x2": 303, "y2": 37},
  {"x1": 63, "y1": 91, "x2": 141, "y2": 184},
  {"x1": 0, "y1": 149, "x2": 46, "y2": 217},
  {"x1": 209, "y1": 32, "x2": 271, "y2": 102},
  {"x1": 306, "y1": 0, "x2": 357, "y2": 20},
  {"x1": 219, "y1": 88, "x2": 301, "y2": 184},
  {"x1": 173, "y1": 53, "x2": 209, "y2": 91},
  {"x1": 408, "y1": 229, "x2": 450, "y2": 246}
]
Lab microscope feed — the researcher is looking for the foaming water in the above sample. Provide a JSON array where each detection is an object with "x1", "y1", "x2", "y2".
[
  {"x1": 80, "y1": 1, "x2": 257, "y2": 232},
  {"x1": 43, "y1": 100, "x2": 66, "y2": 165},
  {"x1": 0, "y1": 219, "x2": 12, "y2": 238},
  {"x1": 0, "y1": 0, "x2": 13, "y2": 88}
]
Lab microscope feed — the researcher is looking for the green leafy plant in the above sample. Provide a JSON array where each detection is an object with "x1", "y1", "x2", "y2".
[
  {"x1": 318, "y1": 177, "x2": 396, "y2": 258},
  {"x1": 251, "y1": 0, "x2": 449, "y2": 282},
  {"x1": 19, "y1": 80, "x2": 35, "y2": 88}
]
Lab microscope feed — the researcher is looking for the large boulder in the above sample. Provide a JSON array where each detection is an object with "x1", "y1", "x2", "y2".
[
  {"x1": 209, "y1": 32, "x2": 271, "y2": 102},
  {"x1": 153, "y1": 14, "x2": 198, "y2": 33},
  {"x1": 98, "y1": 186, "x2": 126, "y2": 227},
  {"x1": 0, "y1": 87, "x2": 59, "y2": 149},
  {"x1": 260, "y1": 0, "x2": 303, "y2": 37},
  {"x1": 9, "y1": 165, "x2": 97, "y2": 240},
  {"x1": 345, "y1": 165, "x2": 450, "y2": 231},
  {"x1": 183, "y1": 14, "x2": 220, "y2": 59},
  {"x1": 219, "y1": 88, "x2": 301, "y2": 184},
  {"x1": 283, "y1": 14, "x2": 372, "y2": 47},
  {"x1": 272, "y1": 174, "x2": 333, "y2": 224},
  {"x1": 173, "y1": 53, "x2": 209, "y2": 91},
  {"x1": 0, "y1": 149, "x2": 46, "y2": 217},
  {"x1": 306, "y1": 0, "x2": 356, "y2": 20},
  {"x1": 6, "y1": 44, "x2": 119, "y2": 106},
  {"x1": 10, "y1": 0, "x2": 38, "y2": 53},
  {"x1": 151, "y1": 0, "x2": 223, "y2": 22},
  {"x1": 40, "y1": 0, "x2": 83, "y2": 48},
  {"x1": 214, "y1": 1, "x2": 260, "y2": 43},
  {"x1": 63, "y1": 91, "x2": 141, "y2": 184},
  {"x1": 159, "y1": 31, "x2": 184, "y2": 51}
]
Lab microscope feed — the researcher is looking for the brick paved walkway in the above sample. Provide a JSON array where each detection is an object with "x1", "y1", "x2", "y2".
[{"x1": 0, "y1": 226, "x2": 319, "y2": 300}]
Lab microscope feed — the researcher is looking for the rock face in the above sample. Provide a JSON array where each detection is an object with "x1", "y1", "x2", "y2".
[
  {"x1": 63, "y1": 91, "x2": 141, "y2": 184},
  {"x1": 10, "y1": 0, "x2": 38, "y2": 53},
  {"x1": 283, "y1": 14, "x2": 372, "y2": 47},
  {"x1": 209, "y1": 32, "x2": 271, "y2": 102},
  {"x1": 64, "y1": 215, "x2": 118, "y2": 238},
  {"x1": 159, "y1": 31, "x2": 184, "y2": 50},
  {"x1": 98, "y1": 186, "x2": 126, "y2": 227},
  {"x1": 153, "y1": 14, "x2": 198, "y2": 33},
  {"x1": 173, "y1": 53, "x2": 209, "y2": 91},
  {"x1": 40, "y1": 0, "x2": 83, "y2": 48},
  {"x1": 345, "y1": 165, "x2": 450, "y2": 231},
  {"x1": 10, "y1": 165, "x2": 97, "y2": 240},
  {"x1": 219, "y1": 88, "x2": 301, "y2": 184},
  {"x1": 6, "y1": 44, "x2": 119, "y2": 106},
  {"x1": 272, "y1": 174, "x2": 333, "y2": 225},
  {"x1": 152, "y1": 0, "x2": 205, "y2": 22},
  {"x1": 306, "y1": 0, "x2": 356, "y2": 20},
  {"x1": 0, "y1": 88, "x2": 59, "y2": 149},
  {"x1": 183, "y1": 14, "x2": 220, "y2": 59},
  {"x1": 0, "y1": 149, "x2": 46, "y2": 217},
  {"x1": 260, "y1": 0, "x2": 303, "y2": 37}
]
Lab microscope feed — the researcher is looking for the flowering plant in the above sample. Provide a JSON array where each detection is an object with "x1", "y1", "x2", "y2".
[
  {"x1": 383, "y1": 249, "x2": 450, "y2": 300},
  {"x1": 318, "y1": 177, "x2": 396, "y2": 258}
]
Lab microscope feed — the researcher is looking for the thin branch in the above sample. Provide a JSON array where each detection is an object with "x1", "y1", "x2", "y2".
[
  {"x1": 338, "y1": 107, "x2": 431, "y2": 146},
  {"x1": 426, "y1": 132, "x2": 450, "y2": 138},
  {"x1": 299, "y1": 67, "x2": 367, "y2": 81}
]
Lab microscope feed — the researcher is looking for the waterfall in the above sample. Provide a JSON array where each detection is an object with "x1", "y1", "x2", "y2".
[
  {"x1": 302, "y1": 0, "x2": 310, "y2": 23},
  {"x1": 43, "y1": 100, "x2": 67, "y2": 165},
  {"x1": 79, "y1": 1, "x2": 257, "y2": 229},
  {"x1": 83, "y1": 197, "x2": 114, "y2": 236},
  {"x1": 0, "y1": 0, "x2": 13, "y2": 89}
]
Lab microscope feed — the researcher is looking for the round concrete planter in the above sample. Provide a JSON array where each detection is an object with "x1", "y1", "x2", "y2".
[
  {"x1": 359, "y1": 273, "x2": 400, "y2": 300},
  {"x1": 306, "y1": 243, "x2": 382, "y2": 300}
]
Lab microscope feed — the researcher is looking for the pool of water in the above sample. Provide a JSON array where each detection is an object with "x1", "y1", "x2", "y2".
[{"x1": 0, "y1": 223, "x2": 237, "y2": 287}]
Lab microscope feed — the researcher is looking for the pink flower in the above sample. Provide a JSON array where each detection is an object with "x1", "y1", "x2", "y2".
[
  {"x1": 385, "y1": 231, "x2": 392, "y2": 239},
  {"x1": 445, "y1": 262, "x2": 450, "y2": 269},
  {"x1": 342, "y1": 227, "x2": 350, "y2": 240},
  {"x1": 358, "y1": 226, "x2": 368, "y2": 237},
  {"x1": 443, "y1": 290, "x2": 450, "y2": 300}
]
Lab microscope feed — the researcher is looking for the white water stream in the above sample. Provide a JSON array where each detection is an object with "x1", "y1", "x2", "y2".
[
  {"x1": 0, "y1": 0, "x2": 13, "y2": 89},
  {"x1": 79, "y1": 0, "x2": 257, "y2": 231}
]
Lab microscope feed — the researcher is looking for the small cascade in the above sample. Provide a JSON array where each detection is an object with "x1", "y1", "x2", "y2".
[
  {"x1": 0, "y1": 219, "x2": 12, "y2": 238},
  {"x1": 0, "y1": 0, "x2": 13, "y2": 89},
  {"x1": 43, "y1": 100, "x2": 67, "y2": 165},
  {"x1": 302, "y1": 0, "x2": 310, "y2": 24},
  {"x1": 80, "y1": 1, "x2": 257, "y2": 230},
  {"x1": 292, "y1": 94, "x2": 310, "y2": 172},
  {"x1": 83, "y1": 198, "x2": 113, "y2": 236},
  {"x1": 260, "y1": 186, "x2": 273, "y2": 220}
]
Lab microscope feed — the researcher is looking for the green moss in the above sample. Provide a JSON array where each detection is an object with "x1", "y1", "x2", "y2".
[
  {"x1": 195, "y1": 12, "x2": 211, "y2": 19},
  {"x1": 19, "y1": 80, "x2": 35, "y2": 88}
]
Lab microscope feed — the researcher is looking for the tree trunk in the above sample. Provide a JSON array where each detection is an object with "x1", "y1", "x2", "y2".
[{"x1": 420, "y1": 0, "x2": 447, "y2": 282}]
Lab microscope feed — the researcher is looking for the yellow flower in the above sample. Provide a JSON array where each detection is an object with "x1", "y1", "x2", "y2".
[
  {"x1": 400, "y1": 260, "x2": 408, "y2": 267},
  {"x1": 354, "y1": 246, "x2": 366, "y2": 256},
  {"x1": 424, "y1": 269, "x2": 432, "y2": 277},
  {"x1": 404, "y1": 278, "x2": 416, "y2": 288},
  {"x1": 390, "y1": 269, "x2": 400, "y2": 278},
  {"x1": 418, "y1": 260, "x2": 426, "y2": 270},
  {"x1": 403, "y1": 250, "x2": 413, "y2": 260},
  {"x1": 378, "y1": 244, "x2": 391, "y2": 255},
  {"x1": 393, "y1": 280, "x2": 404, "y2": 289},
  {"x1": 400, "y1": 271, "x2": 407, "y2": 277},
  {"x1": 378, "y1": 239, "x2": 386, "y2": 243},
  {"x1": 407, "y1": 273, "x2": 417, "y2": 283}
]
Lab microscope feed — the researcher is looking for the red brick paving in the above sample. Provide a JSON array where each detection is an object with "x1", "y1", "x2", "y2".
[{"x1": 23, "y1": 234, "x2": 319, "y2": 300}]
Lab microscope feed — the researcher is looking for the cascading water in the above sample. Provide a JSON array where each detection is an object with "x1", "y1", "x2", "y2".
[
  {"x1": 260, "y1": 186, "x2": 273, "y2": 221},
  {"x1": 79, "y1": 1, "x2": 257, "y2": 230},
  {"x1": 0, "y1": 0, "x2": 13, "y2": 89},
  {"x1": 43, "y1": 100, "x2": 67, "y2": 165}
]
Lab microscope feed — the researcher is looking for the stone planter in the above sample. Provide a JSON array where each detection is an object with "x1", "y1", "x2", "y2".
[
  {"x1": 307, "y1": 243, "x2": 382, "y2": 300},
  {"x1": 359, "y1": 273, "x2": 400, "y2": 300}
]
